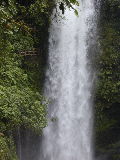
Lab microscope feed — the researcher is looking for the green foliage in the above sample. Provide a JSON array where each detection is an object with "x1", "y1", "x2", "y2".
[
  {"x1": 29, "y1": 0, "x2": 53, "y2": 25},
  {"x1": 11, "y1": 32, "x2": 34, "y2": 52},
  {"x1": 62, "y1": 0, "x2": 79, "y2": 14},
  {"x1": 96, "y1": 112, "x2": 116, "y2": 133},
  {"x1": 0, "y1": 53, "x2": 47, "y2": 132},
  {"x1": 96, "y1": 26, "x2": 120, "y2": 108},
  {"x1": 0, "y1": 136, "x2": 17, "y2": 160},
  {"x1": 0, "y1": 0, "x2": 51, "y2": 158},
  {"x1": 62, "y1": 0, "x2": 79, "y2": 6},
  {"x1": 95, "y1": 0, "x2": 120, "y2": 158}
]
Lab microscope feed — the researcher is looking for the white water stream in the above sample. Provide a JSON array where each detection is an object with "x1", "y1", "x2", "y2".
[{"x1": 41, "y1": 0, "x2": 97, "y2": 160}]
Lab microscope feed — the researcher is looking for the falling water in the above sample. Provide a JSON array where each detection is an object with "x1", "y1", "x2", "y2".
[
  {"x1": 17, "y1": 127, "x2": 22, "y2": 160},
  {"x1": 41, "y1": 0, "x2": 97, "y2": 160}
]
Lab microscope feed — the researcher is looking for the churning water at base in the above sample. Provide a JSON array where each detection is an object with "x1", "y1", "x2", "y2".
[{"x1": 41, "y1": 0, "x2": 97, "y2": 160}]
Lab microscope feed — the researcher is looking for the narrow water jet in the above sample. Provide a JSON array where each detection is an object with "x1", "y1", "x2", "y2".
[
  {"x1": 41, "y1": 0, "x2": 98, "y2": 160},
  {"x1": 17, "y1": 128, "x2": 22, "y2": 160}
]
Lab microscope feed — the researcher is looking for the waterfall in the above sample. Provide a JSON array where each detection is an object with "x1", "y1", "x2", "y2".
[
  {"x1": 17, "y1": 128, "x2": 22, "y2": 160},
  {"x1": 41, "y1": 0, "x2": 97, "y2": 160}
]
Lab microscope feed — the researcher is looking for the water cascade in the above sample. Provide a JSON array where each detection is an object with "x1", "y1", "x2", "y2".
[{"x1": 41, "y1": 0, "x2": 97, "y2": 160}]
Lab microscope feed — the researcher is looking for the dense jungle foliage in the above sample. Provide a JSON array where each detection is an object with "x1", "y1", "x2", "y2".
[
  {"x1": 95, "y1": 0, "x2": 120, "y2": 159},
  {"x1": 0, "y1": 0, "x2": 119, "y2": 160}
]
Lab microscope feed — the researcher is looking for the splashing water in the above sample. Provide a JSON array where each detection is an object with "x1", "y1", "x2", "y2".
[{"x1": 41, "y1": 0, "x2": 97, "y2": 160}]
